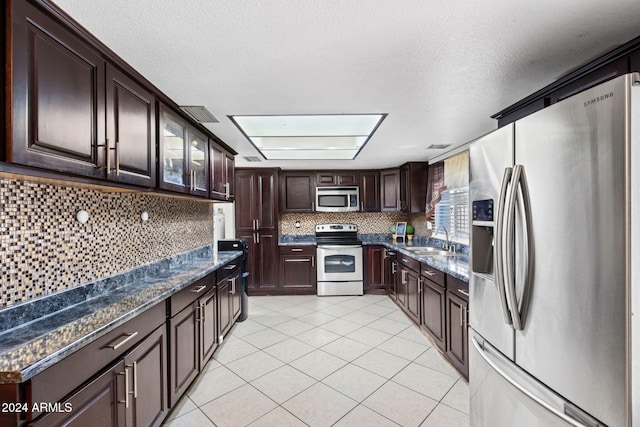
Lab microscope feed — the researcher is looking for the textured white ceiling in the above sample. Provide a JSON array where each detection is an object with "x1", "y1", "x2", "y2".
[{"x1": 51, "y1": 0, "x2": 640, "y2": 169}]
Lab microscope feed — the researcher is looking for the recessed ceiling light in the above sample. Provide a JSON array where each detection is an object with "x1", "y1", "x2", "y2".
[
  {"x1": 427, "y1": 144, "x2": 451, "y2": 149},
  {"x1": 229, "y1": 114, "x2": 387, "y2": 160}
]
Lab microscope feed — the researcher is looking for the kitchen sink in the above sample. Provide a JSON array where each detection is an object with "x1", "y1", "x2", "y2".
[{"x1": 403, "y1": 247, "x2": 463, "y2": 256}]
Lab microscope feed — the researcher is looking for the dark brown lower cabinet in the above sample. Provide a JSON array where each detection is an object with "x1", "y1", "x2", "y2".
[
  {"x1": 31, "y1": 325, "x2": 167, "y2": 427},
  {"x1": 199, "y1": 289, "x2": 218, "y2": 370},
  {"x1": 383, "y1": 249, "x2": 397, "y2": 300},
  {"x1": 420, "y1": 277, "x2": 446, "y2": 352},
  {"x1": 241, "y1": 232, "x2": 280, "y2": 295},
  {"x1": 404, "y1": 267, "x2": 420, "y2": 324},
  {"x1": 218, "y1": 263, "x2": 242, "y2": 340},
  {"x1": 446, "y1": 289, "x2": 469, "y2": 379},
  {"x1": 168, "y1": 274, "x2": 218, "y2": 407},
  {"x1": 168, "y1": 301, "x2": 199, "y2": 407},
  {"x1": 279, "y1": 246, "x2": 317, "y2": 294},
  {"x1": 124, "y1": 326, "x2": 168, "y2": 427},
  {"x1": 30, "y1": 361, "x2": 124, "y2": 427},
  {"x1": 397, "y1": 256, "x2": 420, "y2": 324},
  {"x1": 364, "y1": 245, "x2": 385, "y2": 293}
]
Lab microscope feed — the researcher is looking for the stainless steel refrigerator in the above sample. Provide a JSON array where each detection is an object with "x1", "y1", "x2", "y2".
[{"x1": 469, "y1": 72, "x2": 640, "y2": 426}]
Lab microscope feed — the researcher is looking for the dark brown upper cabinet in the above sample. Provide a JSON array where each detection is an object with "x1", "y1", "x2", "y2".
[
  {"x1": 10, "y1": 1, "x2": 106, "y2": 179},
  {"x1": 280, "y1": 171, "x2": 315, "y2": 213},
  {"x1": 159, "y1": 104, "x2": 209, "y2": 197},
  {"x1": 106, "y1": 66, "x2": 157, "y2": 187},
  {"x1": 400, "y1": 162, "x2": 428, "y2": 213},
  {"x1": 10, "y1": 1, "x2": 158, "y2": 186},
  {"x1": 380, "y1": 169, "x2": 401, "y2": 211},
  {"x1": 316, "y1": 171, "x2": 359, "y2": 186},
  {"x1": 210, "y1": 143, "x2": 235, "y2": 201},
  {"x1": 360, "y1": 171, "x2": 380, "y2": 212}
]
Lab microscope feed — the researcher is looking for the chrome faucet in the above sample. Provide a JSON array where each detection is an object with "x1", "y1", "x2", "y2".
[{"x1": 436, "y1": 226, "x2": 450, "y2": 250}]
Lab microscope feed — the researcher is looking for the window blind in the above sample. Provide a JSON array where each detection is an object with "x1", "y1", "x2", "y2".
[{"x1": 434, "y1": 186, "x2": 469, "y2": 240}]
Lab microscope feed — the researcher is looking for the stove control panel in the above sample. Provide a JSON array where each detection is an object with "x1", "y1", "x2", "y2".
[{"x1": 315, "y1": 223, "x2": 358, "y2": 232}]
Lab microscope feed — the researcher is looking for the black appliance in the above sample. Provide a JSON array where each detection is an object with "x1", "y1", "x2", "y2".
[{"x1": 217, "y1": 239, "x2": 249, "y2": 322}]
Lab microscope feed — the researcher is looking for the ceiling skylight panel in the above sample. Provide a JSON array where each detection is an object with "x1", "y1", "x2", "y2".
[{"x1": 230, "y1": 114, "x2": 386, "y2": 160}]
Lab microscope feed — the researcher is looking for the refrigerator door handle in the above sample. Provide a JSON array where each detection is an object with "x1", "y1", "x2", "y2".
[
  {"x1": 495, "y1": 167, "x2": 514, "y2": 325},
  {"x1": 471, "y1": 335, "x2": 597, "y2": 427},
  {"x1": 516, "y1": 165, "x2": 535, "y2": 328},
  {"x1": 505, "y1": 165, "x2": 523, "y2": 330},
  {"x1": 505, "y1": 165, "x2": 534, "y2": 331}
]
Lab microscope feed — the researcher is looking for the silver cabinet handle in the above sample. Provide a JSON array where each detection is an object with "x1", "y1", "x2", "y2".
[
  {"x1": 460, "y1": 305, "x2": 464, "y2": 327},
  {"x1": 104, "y1": 332, "x2": 139, "y2": 350},
  {"x1": 229, "y1": 277, "x2": 236, "y2": 294},
  {"x1": 118, "y1": 366, "x2": 130, "y2": 408},
  {"x1": 291, "y1": 248, "x2": 303, "y2": 252},
  {"x1": 256, "y1": 232, "x2": 260, "y2": 244},
  {"x1": 312, "y1": 256, "x2": 315, "y2": 268},
  {"x1": 191, "y1": 285, "x2": 207, "y2": 293},
  {"x1": 402, "y1": 258, "x2": 412, "y2": 264},
  {"x1": 391, "y1": 261, "x2": 396, "y2": 275},
  {"x1": 418, "y1": 278, "x2": 422, "y2": 293},
  {"x1": 131, "y1": 361, "x2": 138, "y2": 399},
  {"x1": 401, "y1": 270, "x2": 407, "y2": 284},
  {"x1": 423, "y1": 270, "x2": 436, "y2": 276},
  {"x1": 115, "y1": 140, "x2": 120, "y2": 176},
  {"x1": 458, "y1": 289, "x2": 469, "y2": 297},
  {"x1": 105, "y1": 138, "x2": 111, "y2": 174},
  {"x1": 224, "y1": 264, "x2": 237, "y2": 270},
  {"x1": 203, "y1": 301, "x2": 207, "y2": 324},
  {"x1": 225, "y1": 182, "x2": 230, "y2": 199}
]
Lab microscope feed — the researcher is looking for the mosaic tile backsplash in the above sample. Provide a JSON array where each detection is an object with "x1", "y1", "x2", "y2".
[
  {"x1": 280, "y1": 212, "x2": 430, "y2": 236},
  {"x1": 0, "y1": 177, "x2": 213, "y2": 308}
]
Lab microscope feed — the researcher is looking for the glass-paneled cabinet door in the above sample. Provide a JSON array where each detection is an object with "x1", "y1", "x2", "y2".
[
  {"x1": 189, "y1": 128, "x2": 208, "y2": 195},
  {"x1": 160, "y1": 107, "x2": 187, "y2": 191}
]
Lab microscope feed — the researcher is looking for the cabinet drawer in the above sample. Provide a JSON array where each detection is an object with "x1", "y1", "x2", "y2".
[
  {"x1": 398, "y1": 255, "x2": 420, "y2": 272},
  {"x1": 420, "y1": 263, "x2": 445, "y2": 287},
  {"x1": 447, "y1": 275, "x2": 469, "y2": 299},
  {"x1": 279, "y1": 245, "x2": 316, "y2": 256},
  {"x1": 29, "y1": 302, "x2": 165, "y2": 415},
  {"x1": 217, "y1": 260, "x2": 240, "y2": 283},
  {"x1": 169, "y1": 274, "x2": 214, "y2": 317}
]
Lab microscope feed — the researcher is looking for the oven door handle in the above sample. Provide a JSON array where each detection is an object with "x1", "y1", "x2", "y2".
[{"x1": 317, "y1": 245, "x2": 362, "y2": 249}]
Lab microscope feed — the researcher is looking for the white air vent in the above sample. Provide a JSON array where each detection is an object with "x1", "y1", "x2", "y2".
[
  {"x1": 179, "y1": 106, "x2": 219, "y2": 123},
  {"x1": 243, "y1": 156, "x2": 262, "y2": 162},
  {"x1": 427, "y1": 144, "x2": 451, "y2": 149}
]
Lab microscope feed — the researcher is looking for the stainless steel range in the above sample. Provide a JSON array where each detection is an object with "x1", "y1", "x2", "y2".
[{"x1": 315, "y1": 223, "x2": 363, "y2": 296}]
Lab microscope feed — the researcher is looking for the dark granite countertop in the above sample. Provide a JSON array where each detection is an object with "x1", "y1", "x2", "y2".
[
  {"x1": 0, "y1": 246, "x2": 242, "y2": 384},
  {"x1": 279, "y1": 234, "x2": 469, "y2": 282}
]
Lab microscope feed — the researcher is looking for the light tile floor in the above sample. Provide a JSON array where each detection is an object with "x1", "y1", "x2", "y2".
[{"x1": 163, "y1": 294, "x2": 470, "y2": 427}]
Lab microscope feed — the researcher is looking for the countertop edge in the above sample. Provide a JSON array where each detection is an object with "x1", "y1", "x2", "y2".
[{"x1": 0, "y1": 251, "x2": 243, "y2": 384}]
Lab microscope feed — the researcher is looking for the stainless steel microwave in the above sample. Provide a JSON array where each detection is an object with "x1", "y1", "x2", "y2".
[{"x1": 315, "y1": 186, "x2": 360, "y2": 212}]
